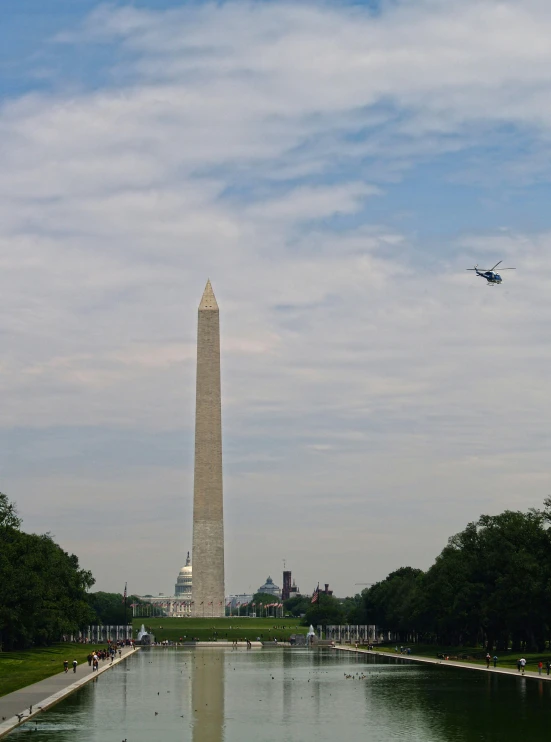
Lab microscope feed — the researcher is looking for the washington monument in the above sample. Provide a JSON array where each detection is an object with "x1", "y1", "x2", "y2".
[{"x1": 192, "y1": 280, "x2": 225, "y2": 617}]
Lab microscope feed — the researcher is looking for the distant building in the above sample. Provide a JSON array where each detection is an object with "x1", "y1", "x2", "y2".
[
  {"x1": 257, "y1": 576, "x2": 281, "y2": 597},
  {"x1": 134, "y1": 551, "x2": 193, "y2": 617},
  {"x1": 175, "y1": 552, "x2": 193, "y2": 599},
  {"x1": 282, "y1": 571, "x2": 292, "y2": 601},
  {"x1": 227, "y1": 594, "x2": 253, "y2": 610},
  {"x1": 288, "y1": 579, "x2": 300, "y2": 599}
]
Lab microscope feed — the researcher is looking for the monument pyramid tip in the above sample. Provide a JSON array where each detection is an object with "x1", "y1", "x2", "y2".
[{"x1": 199, "y1": 279, "x2": 218, "y2": 310}]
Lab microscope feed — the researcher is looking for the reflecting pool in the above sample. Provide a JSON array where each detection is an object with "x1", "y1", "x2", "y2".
[{"x1": 10, "y1": 648, "x2": 551, "y2": 741}]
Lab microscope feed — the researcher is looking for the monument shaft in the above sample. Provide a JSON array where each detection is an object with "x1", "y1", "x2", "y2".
[{"x1": 192, "y1": 281, "x2": 225, "y2": 617}]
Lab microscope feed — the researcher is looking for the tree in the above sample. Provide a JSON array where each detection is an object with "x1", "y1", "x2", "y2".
[
  {"x1": 304, "y1": 593, "x2": 345, "y2": 628},
  {"x1": 0, "y1": 529, "x2": 96, "y2": 650},
  {"x1": 362, "y1": 567, "x2": 423, "y2": 642},
  {"x1": 87, "y1": 592, "x2": 146, "y2": 625},
  {"x1": 0, "y1": 492, "x2": 96, "y2": 650},
  {"x1": 0, "y1": 492, "x2": 21, "y2": 529},
  {"x1": 283, "y1": 594, "x2": 310, "y2": 617},
  {"x1": 341, "y1": 593, "x2": 368, "y2": 625}
]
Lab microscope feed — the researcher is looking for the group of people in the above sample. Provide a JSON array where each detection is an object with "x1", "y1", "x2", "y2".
[
  {"x1": 484, "y1": 653, "x2": 551, "y2": 674},
  {"x1": 62, "y1": 641, "x2": 133, "y2": 677},
  {"x1": 394, "y1": 646, "x2": 412, "y2": 655},
  {"x1": 485, "y1": 654, "x2": 499, "y2": 668},
  {"x1": 514, "y1": 658, "x2": 551, "y2": 675},
  {"x1": 86, "y1": 645, "x2": 121, "y2": 670}
]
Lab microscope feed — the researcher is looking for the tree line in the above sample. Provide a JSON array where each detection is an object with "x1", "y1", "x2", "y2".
[
  {"x1": 296, "y1": 502, "x2": 551, "y2": 652},
  {"x1": 4, "y1": 489, "x2": 550, "y2": 653},
  {"x1": 0, "y1": 493, "x2": 148, "y2": 650},
  {"x1": 0, "y1": 493, "x2": 96, "y2": 650}
]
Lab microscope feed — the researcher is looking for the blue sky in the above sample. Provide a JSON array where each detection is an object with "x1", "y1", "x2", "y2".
[{"x1": 1, "y1": 0, "x2": 551, "y2": 597}]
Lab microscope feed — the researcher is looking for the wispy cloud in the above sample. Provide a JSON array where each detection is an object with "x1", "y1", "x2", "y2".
[{"x1": 1, "y1": 1, "x2": 550, "y2": 596}]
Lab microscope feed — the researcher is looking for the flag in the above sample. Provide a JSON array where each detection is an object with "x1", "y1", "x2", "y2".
[{"x1": 311, "y1": 584, "x2": 320, "y2": 604}]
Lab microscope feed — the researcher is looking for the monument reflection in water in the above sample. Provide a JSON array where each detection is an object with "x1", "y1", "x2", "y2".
[{"x1": 192, "y1": 650, "x2": 224, "y2": 742}]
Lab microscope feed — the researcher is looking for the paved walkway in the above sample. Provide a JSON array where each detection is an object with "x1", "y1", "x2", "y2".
[
  {"x1": 335, "y1": 645, "x2": 551, "y2": 681},
  {"x1": 0, "y1": 646, "x2": 139, "y2": 739}
]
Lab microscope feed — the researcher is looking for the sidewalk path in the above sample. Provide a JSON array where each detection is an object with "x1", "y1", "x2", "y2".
[
  {"x1": 0, "y1": 646, "x2": 139, "y2": 739},
  {"x1": 335, "y1": 645, "x2": 551, "y2": 681}
]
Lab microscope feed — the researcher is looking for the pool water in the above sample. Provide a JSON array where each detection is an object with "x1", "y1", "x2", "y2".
[{"x1": 11, "y1": 648, "x2": 551, "y2": 741}]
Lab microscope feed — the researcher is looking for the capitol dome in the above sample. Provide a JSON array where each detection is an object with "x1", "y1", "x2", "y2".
[{"x1": 175, "y1": 552, "x2": 192, "y2": 597}]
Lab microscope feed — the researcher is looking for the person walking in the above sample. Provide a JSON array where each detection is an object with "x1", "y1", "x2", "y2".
[
  {"x1": 546, "y1": 660, "x2": 550, "y2": 676},
  {"x1": 538, "y1": 661, "x2": 543, "y2": 676},
  {"x1": 485, "y1": 653, "x2": 491, "y2": 668},
  {"x1": 517, "y1": 659, "x2": 521, "y2": 673},
  {"x1": 493, "y1": 655, "x2": 498, "y2": 668},
  {"x1": 520, "y1": 658, "x2": 526, "y2": 675},
  {"x1": 63, "y1": 660, "x2": 69, "y2": 674},
  {"x1": 72, "y1": 660, "x2": 77, "y2": 673}
]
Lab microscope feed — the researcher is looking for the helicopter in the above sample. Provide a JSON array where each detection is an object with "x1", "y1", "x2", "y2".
[{"x1": 466, "y1": 261, "x2": 515, "y2": 285}]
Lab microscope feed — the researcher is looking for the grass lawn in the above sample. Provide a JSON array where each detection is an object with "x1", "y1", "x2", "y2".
[
  {"x1": 132, "y1": 616, "x2": 303, "y2": 643},
  {"x1": 0, "y1": 644, "x2": 103, "y2": 698},
  {"x1": 366, "y1": 644, "x2": 551, "y2": 671}
]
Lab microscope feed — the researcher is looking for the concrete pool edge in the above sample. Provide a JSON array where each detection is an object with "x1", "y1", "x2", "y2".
[
  {"x1": 335, "y1": 645, "x2": 551, "y2": 681},
  {"x1": 0, "y1": 647, "x2": 140, "y2": 739}
]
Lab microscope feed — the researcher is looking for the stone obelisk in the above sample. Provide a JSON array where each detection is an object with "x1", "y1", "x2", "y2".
[{"x1": 192, "y1": 280, "x2": 225, "y2": 617}]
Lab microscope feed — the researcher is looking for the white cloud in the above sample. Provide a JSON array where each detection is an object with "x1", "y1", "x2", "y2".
[{"x1": 1, "y1": 0, "x2": 551, "y2": 596}]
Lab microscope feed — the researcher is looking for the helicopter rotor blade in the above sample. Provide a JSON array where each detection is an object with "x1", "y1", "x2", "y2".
[{"x1": 490, "y1": 261, "x2": 502, "y2": 271}]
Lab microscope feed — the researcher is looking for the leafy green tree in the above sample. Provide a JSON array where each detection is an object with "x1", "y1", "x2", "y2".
[
  {"x1": 0, "y1": 492, "x2": 21, "y2": 529},
  {"x1": 420, "y1": 510, "x2": 551, "y2": 651},
  {"x1": 362, "y1": 567, "x2": 423, "y2": 642},
  {"x1": 341, "y1": 593, "x2": 367, "y2": 624},
  {"x1": 0, "y1": 530, "x2": 95, "y2": 650},
  {"x1": 283, "y1": 594, "x2": 310, "y2": 617},
  {"x1": 86, "y1": 592, "x2": 146, "y2": 625},
  {"x1": 0, "y1": 493, "x2": 96, "y2": 650},
  {"x1": 304, "y1": 593, "x2": 345, "y2": 628}
]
